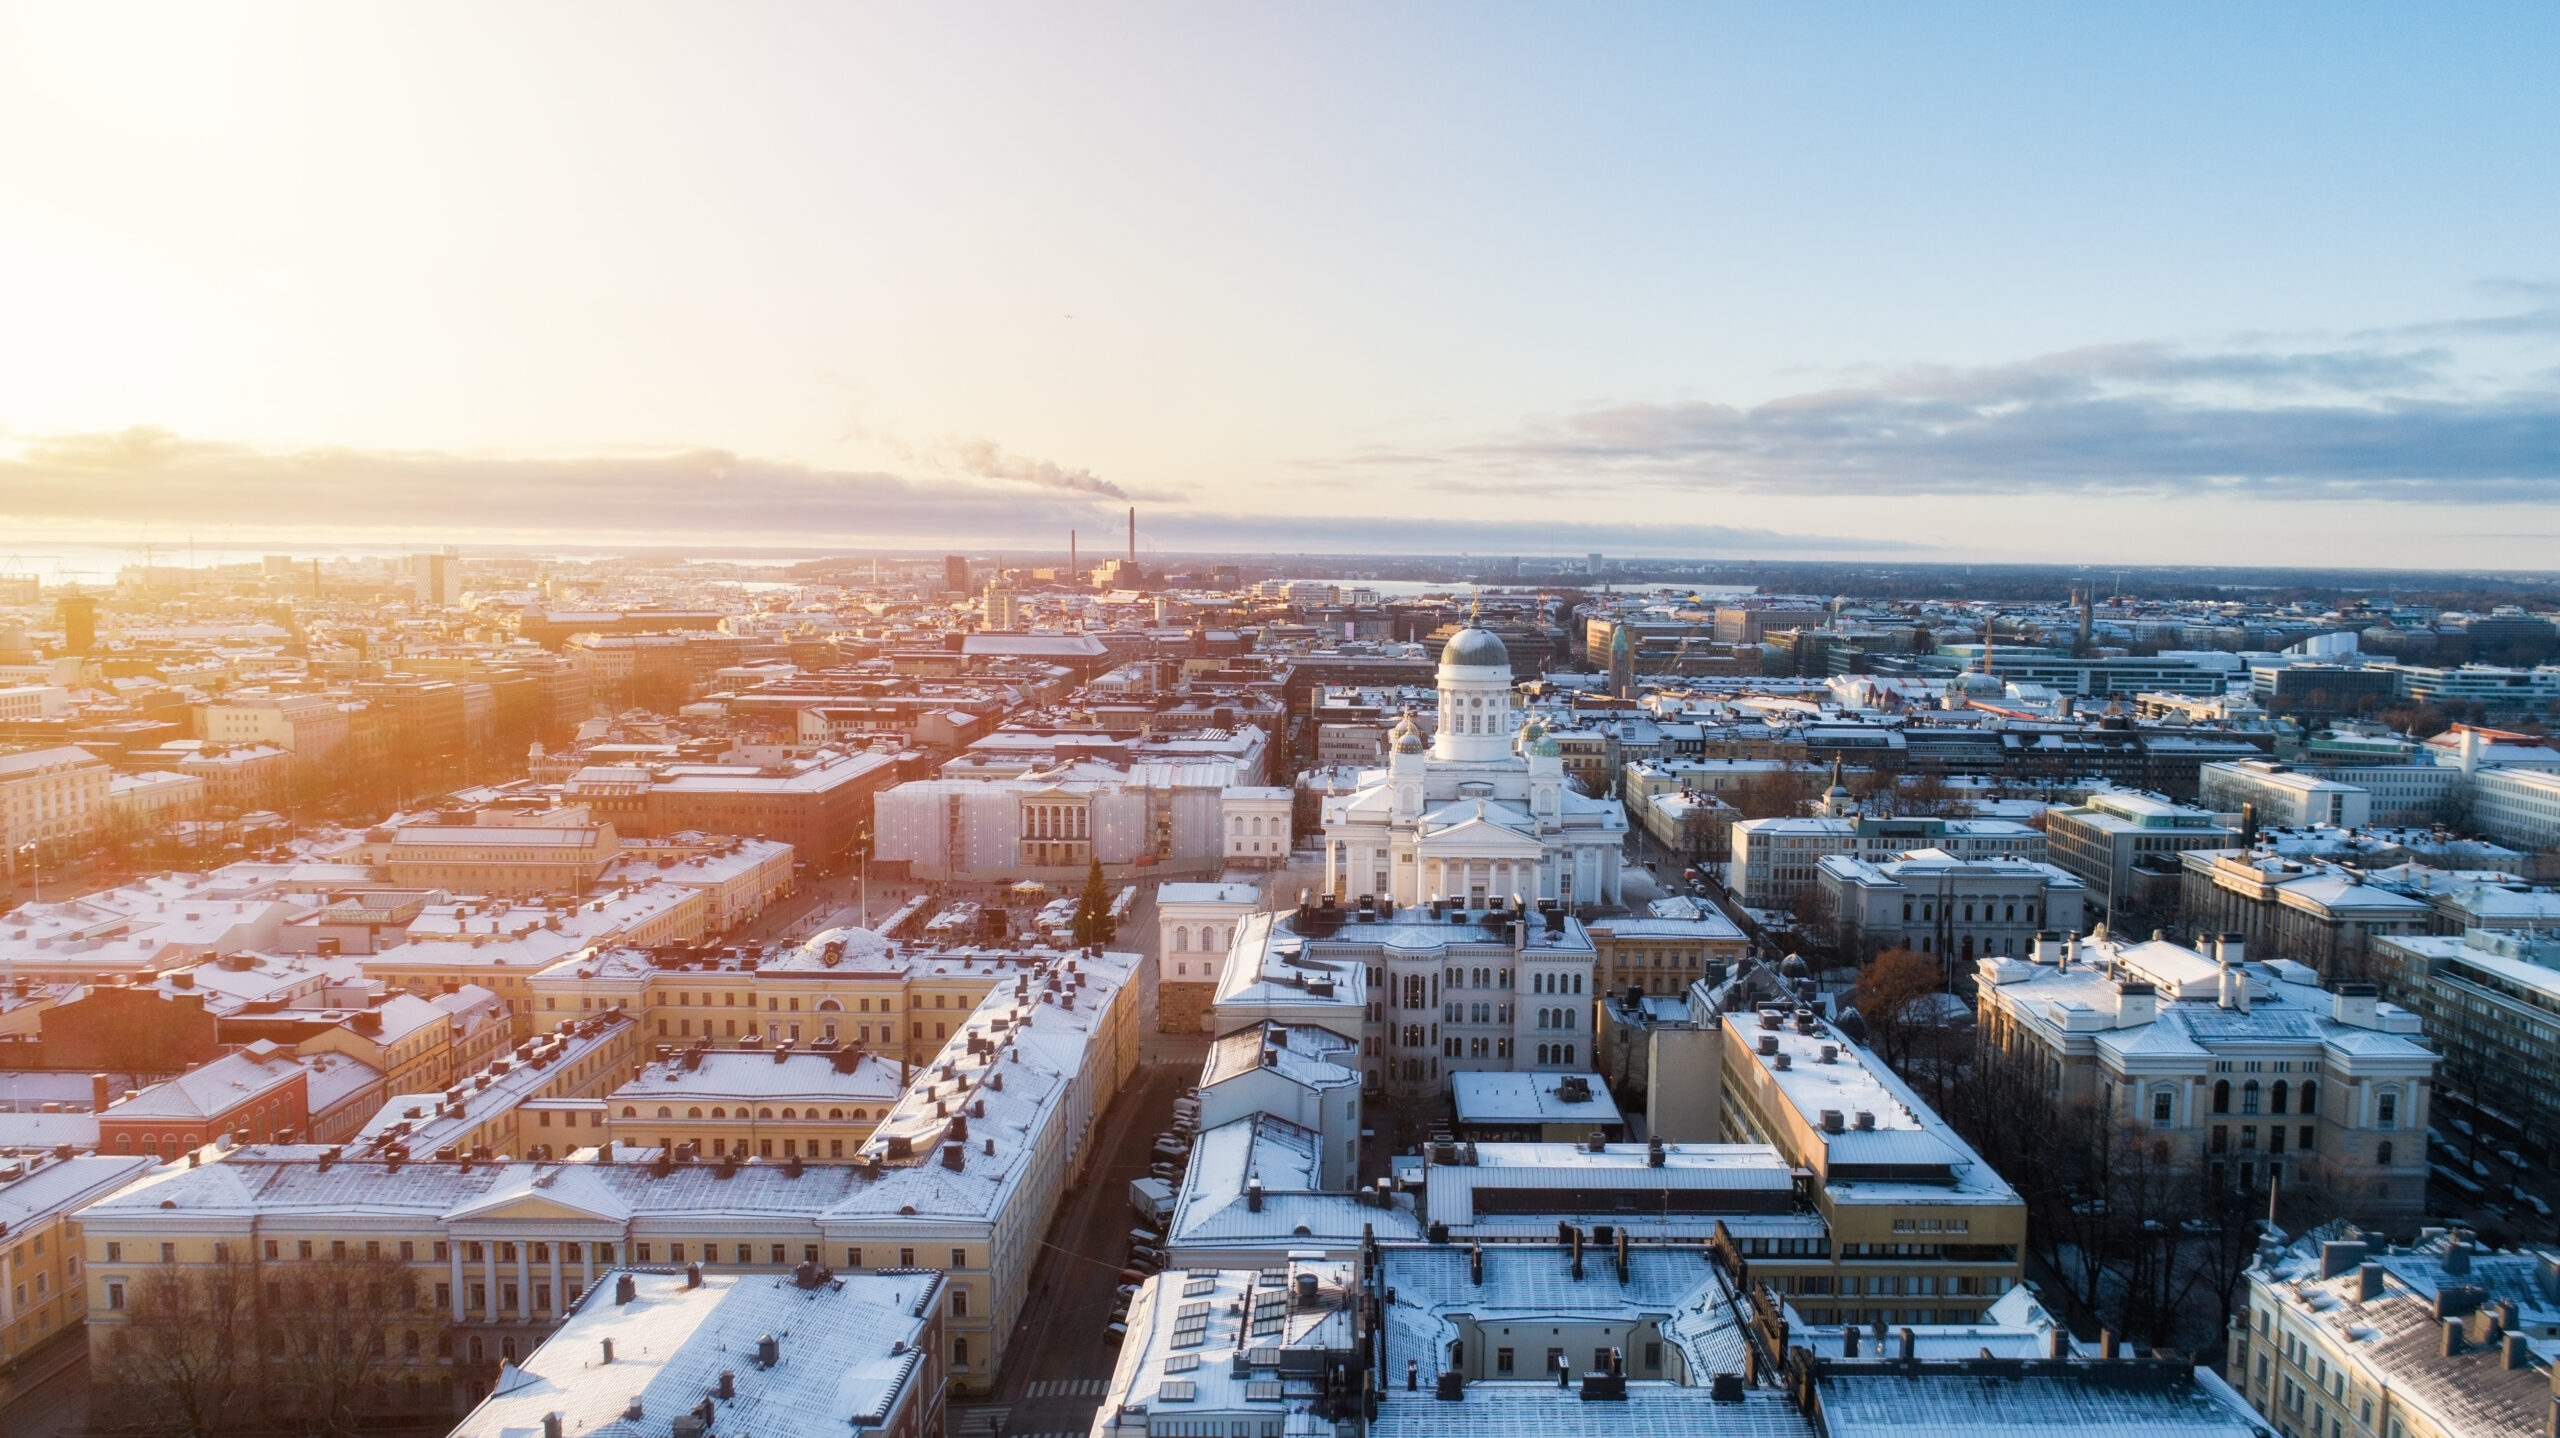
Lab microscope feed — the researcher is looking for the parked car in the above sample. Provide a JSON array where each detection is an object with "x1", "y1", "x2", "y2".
[
  {"x1": 1130, "y1": 1227, "x2": 1164, "y2": 1246},
  {"x1": 1104, "y1": 1322, "x2": 1129, "y2": 1346},
  {"x1": 1150, "y1": 1162, "x2": 1178, "y2": 1180},
  {"x1": 1119, "y1": 1267, "x2": 1151, "y2": 1284}
]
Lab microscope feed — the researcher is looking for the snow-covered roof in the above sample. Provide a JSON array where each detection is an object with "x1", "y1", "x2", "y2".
[
  {"x1": 1202, "y1": 1023, "x2": 1360, "y2": 1092},
  {"x1": 612, "y1": 1051, "x2": 906, "y2": 1109},
  {"x1": 1450, "y1": 1071, "x2": 1624, "y2": 1127},
  {"x1": 1098, "y1": 1258, "x2": 1355, "y2": 1437},
  {"x1": 448, "y1": 1268, "x2": 937, "y2": 1438}
]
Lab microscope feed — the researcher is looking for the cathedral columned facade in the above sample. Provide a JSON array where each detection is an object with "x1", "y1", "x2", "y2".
[{"x1": 1318, "y1": 625, "x2": 1625, "y2": 910}]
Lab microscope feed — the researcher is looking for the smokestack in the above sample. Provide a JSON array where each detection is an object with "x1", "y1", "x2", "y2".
[
  {"x1": 1127, "y1": 506, "x2": 1137, "y2": 569},
  {"x1": 1070, "y1": 530, "x2": 1077, "y2": 582}
]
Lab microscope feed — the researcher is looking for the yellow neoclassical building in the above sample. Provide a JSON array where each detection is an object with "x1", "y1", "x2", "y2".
[
  {"x1": 605, "y1": 1048, "x2": 908, "y2": 1161},
  {"x1": 527, "y1": 926, "x2": 1066, "y2": 1068}
]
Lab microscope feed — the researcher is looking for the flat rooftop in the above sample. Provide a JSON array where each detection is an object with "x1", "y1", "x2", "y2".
[
  {"x1": 1450, "y1": 1071, "x2": 1624, "y2": 1127},
  {"x1": 448, "y1": 1267, "x2": 936, "y2": 1438}
]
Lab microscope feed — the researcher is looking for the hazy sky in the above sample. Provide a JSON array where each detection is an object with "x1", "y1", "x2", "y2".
[{"x1": 3, "y1": 4, "x2": 2556, "y2": 566}]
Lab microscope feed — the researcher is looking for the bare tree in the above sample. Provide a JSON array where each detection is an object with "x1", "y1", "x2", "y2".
[
  {"x1": 264, "y1": 1249, "x2": 431, "y2": 1437},
  {"x1": 97, "y1": 1253, "x2": 264, "y2": 1438},
  {"x1": 1851, "y1": 949, "x2": 1944, "y2": 1071}
]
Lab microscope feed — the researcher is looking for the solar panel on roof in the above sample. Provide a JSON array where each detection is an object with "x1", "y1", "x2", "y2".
[
  {"x1": 1164, "y1": 1354, "x2": 1199, "y2": 1374},
  {"x1": 1156, "y1": 1380, "x2": 1196, "y2": 1403},
  {"x1": 1244, "y1": 1380, "x2": 1283, "y2": 1402},
  {"x1": 1177, "y1": 1301, "x2": 1210, "y2": 1319},
  {"x1": 1182, "y1": 1277, "x2": 1217, "y2": 1296}
]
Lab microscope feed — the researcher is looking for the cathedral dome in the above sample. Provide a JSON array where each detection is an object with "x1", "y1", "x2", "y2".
[
  {"x1": 1389, "y1": 711, "x2": 1427, "y2": 754},
  {"x1": 1440, "y1": 627, "x2": 1509, "y2": 668}
]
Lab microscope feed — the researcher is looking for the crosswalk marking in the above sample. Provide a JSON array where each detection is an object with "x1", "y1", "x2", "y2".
[{"x1": 1023, "y1": 1378, "x2": 1110, "y2": 1397}]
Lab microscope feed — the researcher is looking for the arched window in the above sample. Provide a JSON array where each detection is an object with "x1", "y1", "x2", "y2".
[
  {"x1": 1572, "y1": 973, "x2": 1582, "y2": 995},
  {"x1": 2299, "y1": 1081, "x2": 2317, "y2": 1117},
  {"x1": 690, "y1": 1107, "x2": 705, "y2": 1119},
  {"x1": 710, "y1": 1107, "x2": 726, "y2": 1119},
  {"x1": 623, "y1": 1106, "x2": 637, "y2": 1118},
  {"x1": 658, "y1": 1106, "x2": 673, "y2": 1119},
  {"x1": 782, "y1": 1108, "x2": 797, "y2": 1120},
  {"x1": 758, "y1": 1107, "x2": 774, "y2": 1119},
  {"x1": 1537, "y1": 1043, "x2": 1550, "y2": 1064},
  {"x1": 853, "y1": 1108, "x2": 868, "y2": 1120},
  {"x1": 2152, "y1": 1089, "x2": 2174, "y2": 1125},
  {"x1": 2211, "y1": 1080, "x2": 2230, "y2": 1114},
  {"x1": 2376, "y1": 1140, "x2": 2394, "y2": 1166},
  {"x1": 1174, "y1": 927, "x2": 1190, "y2": 952},
  {"x1": 1563, "y1": 1043, "x2": 1575, "y2": 1066},
  {"x1": 2241, "y1": 1081, "x2": 2260, "y2": 1115},
  {"x1": 829, "y1": 1108, "x2": 844, "y2": 1119},
  {"x1": 2270, "y1": 1080, "x2": 2289, "y2": 1115}
]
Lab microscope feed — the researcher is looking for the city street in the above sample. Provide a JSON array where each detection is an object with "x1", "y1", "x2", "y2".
[
  {"x1": 965, "y1": 1062, "x2": 1189, "y2": 1438},
  {"x1": 0, "y1": 1329, "x2": 97, "y2": 1438}
]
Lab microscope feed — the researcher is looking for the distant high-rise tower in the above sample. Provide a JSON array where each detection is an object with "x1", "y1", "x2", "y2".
[
  {"x1": 943, "y1": 554, "x2": 970, "y2": 594},
  {"x1": 56, "y1": 595, "x2": 95, "y2": 655},
  {"x1": 413, "y1": 552, "x2": 459, "y2": 607},
  {"x1": 1586, "y1": 552, "x2": 1603, "y2": 576},
  {"x1": 1608, "y1": 622, "x2": 1635, "y2": 699}
]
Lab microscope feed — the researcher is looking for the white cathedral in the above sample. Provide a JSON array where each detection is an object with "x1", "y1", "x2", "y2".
[{"x1": 1318, "y1": 624, "x2": 1626, "y2": 909}]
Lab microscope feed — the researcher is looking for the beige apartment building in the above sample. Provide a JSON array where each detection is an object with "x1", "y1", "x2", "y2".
[
  {"x1": 604, "y1": 1048, "x2": 909, "y2": 1161},
  {"x1": 525, "y1": 924, "x2": 1045, "y2": 1056},
  {"x1": 0, "y1": 745, "x2": 110, "y2": 856},
  {"x1": 195, "y1": 693, "x2": 352, "y2": 765},
  {"x1": 380, "y1": 820, "x2": 624, "y2": 896},
  {"x1": 0, "y1": 1153, "x2": 155, "y2": 1392},
  {"x1": 1974, "y1": 932, "x2": 2438, "y2": 1228},
  {"x1": 1714, "y1": 1006, "x2": 2029, "y2": 1324},
  {"x1": 76, "y1": 947, "x2": 1140, "y2": 1411}
]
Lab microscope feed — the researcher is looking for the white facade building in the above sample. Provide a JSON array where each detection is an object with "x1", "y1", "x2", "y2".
[
  {"x1": 1729, "y1": 813, "x2": 2047, "y2": 911},
  {"x1": 1318, "y1": 627, "x2": 1626, "y2": 909},
  {"x1": 2471, "y1": 766, "x2": 2560, "y2": 852},
  {"x1": 1156, "y1": 881, "x2": 1260, "y2": 989},
  {"x1": 2198, "y1": 759, "x2": 2373, "y2": 829},
  {"x1": 874, "y1": 757, "x2": 1265, "y2": 880},
  {"x1": 1219, "y1": 784, "x2": 1293, "y2": 866}
]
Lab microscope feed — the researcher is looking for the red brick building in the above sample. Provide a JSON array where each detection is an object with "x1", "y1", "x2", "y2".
[{"x1": 97, "y1": 1041, "x2": 308, "y2": 1158}]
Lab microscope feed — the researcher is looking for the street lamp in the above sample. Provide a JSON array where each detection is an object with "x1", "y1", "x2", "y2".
[{"x1": 857, "y1": 825, "x2": 872, "y2": 929}]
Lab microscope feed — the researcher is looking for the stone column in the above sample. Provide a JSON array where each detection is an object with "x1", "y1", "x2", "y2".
[
  {"x1": 483, "y1": 1244, "x2": 499, "y2": 1320},
  {"x1": 515, "y1": 1243, "x2": 531, "y2": 1319},
  {"x1": 581, "y1": 1242, "x2": 595, "y2": 1296},
  {"x1": 449, "y1": 1243, "x2": 466, "y2": 1322},
  {"x1": 548, "y1": 1243, "x2": 562, "y2": 1313}
]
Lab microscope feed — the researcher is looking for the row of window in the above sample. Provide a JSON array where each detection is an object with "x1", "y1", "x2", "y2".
[
  {"x1": 658, "y1": 1017, "x2": 944, "y2": 1043},
  {"x1": 106, "y1": 1237, "x2": 967, "y2": 1272}
]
